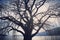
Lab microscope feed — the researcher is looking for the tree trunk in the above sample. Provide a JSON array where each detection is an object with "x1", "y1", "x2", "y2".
[
  {"x1": 23, "y1": 32, "x2": 32, "y2": 40},
  {"x1": 23, "y1": 27, "x2": 32, "y2": 40},
  {"x1": 24, "y1": 35, "x2": 32, "y2": 40}
]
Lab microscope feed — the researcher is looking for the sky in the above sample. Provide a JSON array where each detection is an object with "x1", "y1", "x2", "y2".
[{"x1": 0, "y1": 0, "x2": 60, "y2": 35}]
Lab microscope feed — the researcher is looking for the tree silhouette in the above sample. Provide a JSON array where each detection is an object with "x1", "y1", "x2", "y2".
[{"x1": 0, "y1": 0, "x2": 60, "y2": 40}]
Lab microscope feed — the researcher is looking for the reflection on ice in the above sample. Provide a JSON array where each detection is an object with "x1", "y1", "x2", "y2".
[{"x1": 0, "y1": 36, "x2": 60, "y2": 40}]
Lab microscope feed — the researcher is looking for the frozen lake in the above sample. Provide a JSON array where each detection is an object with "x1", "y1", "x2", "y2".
[{"x1": 0, "y1": 36, "x2": 60, "y2": 40}]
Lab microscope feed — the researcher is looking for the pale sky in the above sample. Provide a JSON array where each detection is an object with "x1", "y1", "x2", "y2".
[{"x1": 2, "y1": 0, "x2": 60, "y2": 35}]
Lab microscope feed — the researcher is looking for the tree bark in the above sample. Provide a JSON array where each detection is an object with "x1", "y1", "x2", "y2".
[
  {"x1": 24, "y1": 35, "x2": 32, "y2": 40},
  {"x1": 23, "y1": 30, "x2": 32, "y2": 40}
]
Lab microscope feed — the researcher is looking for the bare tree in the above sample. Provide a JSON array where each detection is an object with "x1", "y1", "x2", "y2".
[{"x1": 0, "y1": 0, "x2": 59, "y2": 40}]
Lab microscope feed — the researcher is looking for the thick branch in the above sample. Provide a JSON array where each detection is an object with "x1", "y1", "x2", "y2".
[
  {"x1": 14, "y1": 0, "x2": 28, "y2": 23},
  {"x1": 12, "y1": 27, "x2": 25, "y2": 36},
  {"x1": 0, "y1": 25, "x2": 25, "y2": 36},
  {"x1": 24, "y1": 0, "x2": 30, "y2": 10},
  {"x1": 32, "y1": 15, "x2": 50, "y2": 37},
  {"x1": 0, "y1": 16, "x2": 25, "y2": 30},
  {"x1": 31, "y1": 0, "x2": 36, "y2": 9},
  {"x1": 33, "y1": 0, "x2": 46, "y2": 16},
  {"x1": 0, "y1": 26, "x2": 11, "y2": 31}
]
